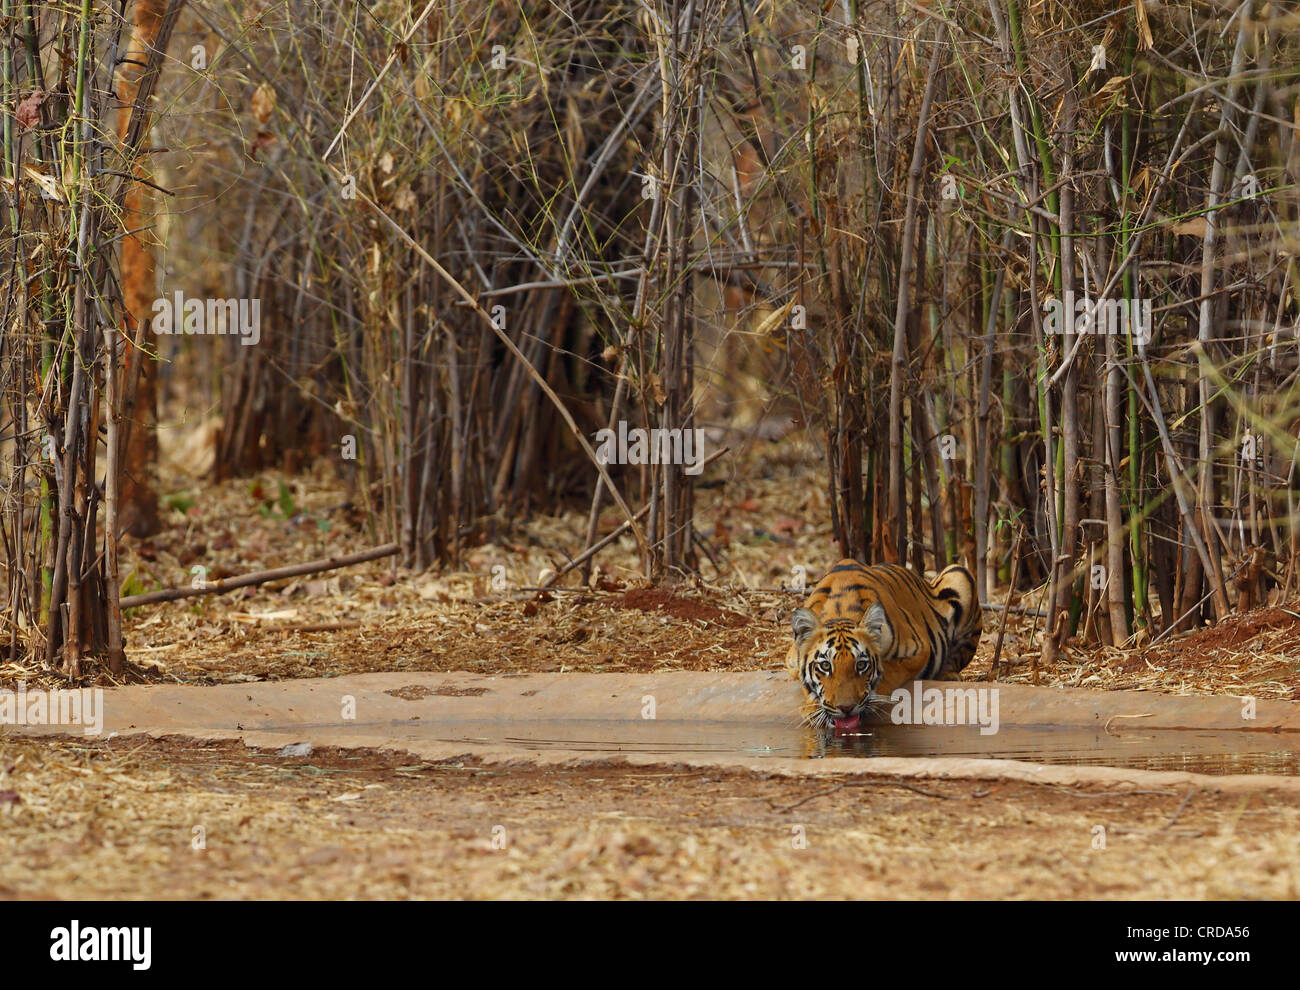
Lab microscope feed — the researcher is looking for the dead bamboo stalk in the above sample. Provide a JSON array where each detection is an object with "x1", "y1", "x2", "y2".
[
  {"x1": 1054, "y1": 79, "x2": 1081, "y2": 655},
  {"x1": 1103, "y1": 306, "x2": 1129, "y2": 644},
  {"x1": 120, "y1": 543, "x2": 400, "y2": 608},
  {"x1": 887, "y1": 24, "x2": 947, "y2": 562},
  {"x1": 1191, "y1": 0, "x2": 1252, "y2": 623},
  {"x1": 103, "y1": 322, "x2": 125, "y2": 674},
  {"x1": 46, "y1": 204, "x2": 94, "y2": 670},
  {"x1": 975, "y1": 222, "x2": 1016, "y2": 597},
  {"x1": 342, "y1": 170, "x2": 648, "y2": 559},
  {"x1": 988, "y1": 522, "x2": 1024, "y2": 680},
  {"x1": 1133, "y1": 353, "x2": 1223, "y2": 618}
]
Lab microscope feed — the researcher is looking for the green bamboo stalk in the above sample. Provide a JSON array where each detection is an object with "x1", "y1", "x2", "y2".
[{"x1": 1120, "y1": 29, "x2": 1148, "y2": 631}]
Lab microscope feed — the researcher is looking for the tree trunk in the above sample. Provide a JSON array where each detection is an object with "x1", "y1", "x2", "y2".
[{"x1": 113, "y1": 0, "x2": 169, "y2": 538}]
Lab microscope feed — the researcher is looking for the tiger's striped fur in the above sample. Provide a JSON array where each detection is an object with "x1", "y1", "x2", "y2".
[{"x1": 785, "y1": 559, "x2": 982, "y2": 731}]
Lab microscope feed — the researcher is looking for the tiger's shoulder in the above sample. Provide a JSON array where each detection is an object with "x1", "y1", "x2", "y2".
[
  {"x1": 801, "y1": 559, "x2": 934, "y2": 615},
  {"x1": 799, "y1": 558, "x2": 878, "y2": 623}
]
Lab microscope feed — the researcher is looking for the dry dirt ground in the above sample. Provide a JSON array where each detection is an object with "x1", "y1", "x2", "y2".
[
  {"x1": 5, "y1": 438, "x2": 1298, "y2": 702},
  {"x1": 1, "y1": 735, "x2": 1297, "y2": 900},
  {"x1": 4, "y1": 437, "x2": 1300, "y2": 899}
]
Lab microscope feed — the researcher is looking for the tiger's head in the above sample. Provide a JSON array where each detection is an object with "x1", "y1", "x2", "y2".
[{"x1": 787, "y1": 602, "x2": 890, "y2": 733}]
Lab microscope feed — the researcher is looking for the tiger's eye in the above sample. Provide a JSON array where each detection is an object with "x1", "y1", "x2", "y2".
[{"x1": 818, "y1": 660, "x2": 832, "y2": 675}]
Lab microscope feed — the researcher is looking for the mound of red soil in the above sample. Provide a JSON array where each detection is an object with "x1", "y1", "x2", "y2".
[
  {"x1": 614, "y1": 588, "x2": 750, "y2": 628},
  {"x1": 1169, "y1": 607, "x2": 1300, "y2": 652},
  {"x1": 1123, "y1": 605, "x2": 1300, "y2": 700}
]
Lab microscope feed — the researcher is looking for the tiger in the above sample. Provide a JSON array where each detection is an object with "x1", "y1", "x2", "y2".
[{"x1": 785, "y1": 559, "x2": 982, "y2": 732}]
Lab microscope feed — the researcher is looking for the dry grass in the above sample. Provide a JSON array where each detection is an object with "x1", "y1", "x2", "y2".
[
  {"x1": 3, "y1": 434, "x2": 1298, "y2": 703},
  {"x1": 1, "y1": 734, "x2": 1297, "y2": 900}
]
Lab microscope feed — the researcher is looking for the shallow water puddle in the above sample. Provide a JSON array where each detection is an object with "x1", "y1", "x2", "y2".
[
  {"x1": 252, "y1": 717, "x2": 1300, "y2": 775},
  {"x1": 821, "y1": 724, "x2": 1300, "y2": 774}
]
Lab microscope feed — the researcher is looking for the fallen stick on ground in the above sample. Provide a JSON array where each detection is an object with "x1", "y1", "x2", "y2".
[
  {"x1": 539, "y1": 504, "x2": 651, "y2": 589},
  {"x1": 120, "y1": 543, "x2": 400, "y2": 608},
  {"x1": 540, "y1": 445, "x2": 730, "y2": 589},
  {"x1": 980, "y1": 602, "x2": 1049, "y2": 617},
  {"x1": 284, "y1": 621, "x2": 362, "y2": 633}
]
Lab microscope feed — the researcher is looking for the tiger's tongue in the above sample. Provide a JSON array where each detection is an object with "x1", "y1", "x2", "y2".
[{"x1": 832, "y1": 714, "x2": 861, "y2": 732}]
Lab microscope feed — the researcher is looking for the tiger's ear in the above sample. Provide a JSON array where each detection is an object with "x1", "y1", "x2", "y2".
[
  {"x1": 858, "y1": 601, "x2": 893, "y2": 653},
  {"x1": 791, "y1": 607, "x2": 821, "y2": 644}
]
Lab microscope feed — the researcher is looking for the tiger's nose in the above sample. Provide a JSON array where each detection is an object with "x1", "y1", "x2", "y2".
[{"x1": 837, "y1": 704, "x2": 856, "y2": 715}]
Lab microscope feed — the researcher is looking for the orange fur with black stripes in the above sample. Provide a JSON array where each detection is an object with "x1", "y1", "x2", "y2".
[{"x1": 785, "y1": 559, "x2": 982, "y2": 731}]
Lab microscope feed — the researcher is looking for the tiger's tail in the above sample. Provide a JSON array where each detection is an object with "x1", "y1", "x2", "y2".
[{"x1": 930, "y1": 564, "x2": 982, "y2": 676}]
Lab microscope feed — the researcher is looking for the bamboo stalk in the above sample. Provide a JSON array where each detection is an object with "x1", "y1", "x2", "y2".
[
  {"x1": 887, "y1": 24, "x2": 948, "y2": 563},
  {"x1": 104, "y1": 320, "x2": 124, "y2": 674}
]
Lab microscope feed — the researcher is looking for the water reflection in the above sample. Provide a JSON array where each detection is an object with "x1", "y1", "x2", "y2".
[{"x1": 252, "y1": 716, "x2": 1300, "y2": 775}]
